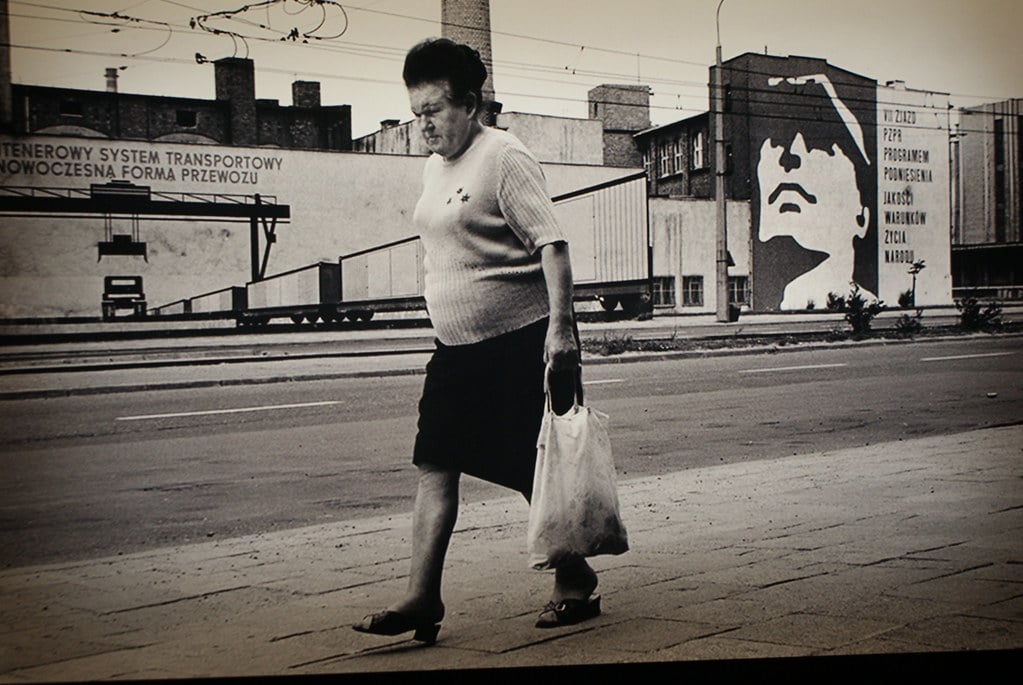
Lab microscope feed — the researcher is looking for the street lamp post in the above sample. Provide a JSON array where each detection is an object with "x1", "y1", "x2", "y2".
[{"x1": 714, "y1": 0, "x2": 730, "y2": 322}]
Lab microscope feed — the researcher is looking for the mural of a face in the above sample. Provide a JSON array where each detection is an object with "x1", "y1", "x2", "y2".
[
  {"x1": 751, "y1": 71, "x2": 877, "y2": 310},
  {"x1": 757, "y1": 132, "x2": 869, "y2": 308}
]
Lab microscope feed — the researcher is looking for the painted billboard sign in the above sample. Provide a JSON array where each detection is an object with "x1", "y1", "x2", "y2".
[
  {"x1": 0, "y1": 135, "x2": 627, "y2": 317},
  {"x1": 749, "y1": 60, "x2": 950, "y2": 310},
  {"x1": 876, "y1": 84, "x2": 952, "y2": 305}
]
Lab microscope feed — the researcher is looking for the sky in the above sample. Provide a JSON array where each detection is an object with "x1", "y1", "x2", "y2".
[{"x1": 8, "y1": 0, "x2": 1023, "y2": 138}]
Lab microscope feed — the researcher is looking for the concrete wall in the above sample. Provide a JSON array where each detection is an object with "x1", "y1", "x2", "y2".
[
  {"x1": 354, "y1": 114, "x2": 604, "y2": 166},
  {"x1": 0, "y1": 134, "x2": 631, "y2": 317},
  {"x1": 496, "y1": 112, "x2": 603, "y2": 165},
  {"x1": 649, "y1": 196, "x2": 751, "y2": 314}
]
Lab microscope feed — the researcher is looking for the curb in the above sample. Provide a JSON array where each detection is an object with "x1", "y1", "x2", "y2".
[{"x1": 1, "y1": 331, "x2": 1019, "y2": 401}]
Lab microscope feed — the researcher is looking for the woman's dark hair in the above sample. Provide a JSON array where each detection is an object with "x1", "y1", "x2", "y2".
[{"x1": 403, "y1": 38, "x2": 487, "y2": 110}]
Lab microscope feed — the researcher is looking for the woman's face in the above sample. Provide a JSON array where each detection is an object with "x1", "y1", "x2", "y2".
[
  {"x1": 408, "y1": 80, "x2": 477, "y2": 159},
  {"x1": 756, "y1": 132, "x2": 866, "y2": 255}
]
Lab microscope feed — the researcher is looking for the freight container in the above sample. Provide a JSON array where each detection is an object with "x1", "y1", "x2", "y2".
[
  {"x1": 189, "y1": 286, "x2": 247, "y2": 318},
  {"x1": 148, "y1": 298, "x2": 189, "y2": 317},
  {"x1": 335, "y1": 171, "x2": 651, "y2": 317},
  {"x1": 552, "y1": 171, "x2": 651, "y2": 314},
  {"x1": 338, "y1": 236, "x2": 425, "y2": 321},
  {"x1": 152, "y1": 172, "x2": 650, "y2": 326},
  {"x1": 242, "y1": 261, "x2": 340, "y2": 325}
]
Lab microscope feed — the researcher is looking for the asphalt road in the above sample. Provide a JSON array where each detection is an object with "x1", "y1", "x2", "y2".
[{"x1": 0, "y1": 335, "x2": 1019, "y2": 570}]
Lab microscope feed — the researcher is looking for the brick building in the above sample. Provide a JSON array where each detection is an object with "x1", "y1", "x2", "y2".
[
  {"x1": 6, "y1": 58, "x2": 352, "y2": 151},
  {"x1": 633, "y1": 112, "x2": 712, "y2": 198},
  {"x1": 588, "y1": 84, "x2": 650, "y2": 168}
]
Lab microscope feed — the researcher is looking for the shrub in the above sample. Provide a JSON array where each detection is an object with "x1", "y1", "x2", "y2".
[
  {"x1": 898, "y1": 289, "x2": 914, "y2": 308},
  {"x1": 956, "y1": 298, "x2": 1003, "y2": 331},
  {"x1": 844, "y1": 285, "x2": 886, "y2": 335},
  {"x1": 826, "y1": 292, "x2": 846, "y2": 311},
  {"x1": 584, "y1": 332, "x2": 637, "y2": 356},
  {"x1": 894, "y1": 309, "x2": 924, "y2": 337}
]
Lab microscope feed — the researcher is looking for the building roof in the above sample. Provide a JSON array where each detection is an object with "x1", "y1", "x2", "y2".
[{"x1": 633, "y1": 111, "x2": 708, "y2": 139}]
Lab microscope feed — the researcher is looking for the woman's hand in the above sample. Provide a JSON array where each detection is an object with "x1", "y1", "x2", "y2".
[{"x1": 544, "y1": 319, "x2": 579, "y2": 372}]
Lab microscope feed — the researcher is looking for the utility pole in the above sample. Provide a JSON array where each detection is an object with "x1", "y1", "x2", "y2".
[{"x1": 714, "y1": 0, "x2": 730, "y2": 322}]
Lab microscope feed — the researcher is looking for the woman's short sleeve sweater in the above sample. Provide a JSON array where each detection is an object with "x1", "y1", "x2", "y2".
[{"x1": 413, "y1": 126, "x2": 565, "y2": 345}]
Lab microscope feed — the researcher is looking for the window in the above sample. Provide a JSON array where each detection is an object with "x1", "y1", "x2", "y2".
[
  {"x1": 652, "y1": 276, "x2": 676, "y2": 307},
  {"x1": 691, "y1": 131, "x2": 705, "y2": 169},
  {"x1": 658, "y1": 142, "x2": 673, "y2": 178},
  {"x1": 176, "y1": 110, "x2": 197, "y2": 128},
  {"x1": 728, "y1": 275, "x2": 750, "y2": 306},
  {"x1": 673, "y1": 139, "x2": 685, "y2": 172},
  {"x1": 59, "y1": 100, "x2": 83, "y2": 117},
  {"x1": 682, "y1": 276, "x2": 704, "y2": 306}
]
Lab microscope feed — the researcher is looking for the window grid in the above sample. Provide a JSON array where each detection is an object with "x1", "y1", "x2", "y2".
[
  {"x1": 692, "y1": 131, "x2": 705, "y2": 169},
  {"x1": 728, "y1": 275, "x2": 750, "y2": 306},
  {"x1": 658, "y1": 142, "x2": 672, "y2": 178},
  {"x1": 682, "y1": 276, "x2": 704, "y2": 306},
  {"x1": 652, "y1": 276, "x2": 676, "y2": 307}
]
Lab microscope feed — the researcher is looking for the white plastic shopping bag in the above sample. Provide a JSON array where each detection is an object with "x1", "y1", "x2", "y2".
[{"x1": 527, "y1": 365, "x2": 629, "y2": 570}]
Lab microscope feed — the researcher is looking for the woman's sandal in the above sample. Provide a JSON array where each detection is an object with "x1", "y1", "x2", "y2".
[
  {"x1": 352, "y1": 609, "x2": 443, "y2": 644},
  {"x1": 535, "y1": 594, "x2": 601, "y2": 629}
]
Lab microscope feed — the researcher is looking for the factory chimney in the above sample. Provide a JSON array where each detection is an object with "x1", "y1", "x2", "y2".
[{"x1": 441, "y1": 0, "x2": 501, "y2": 125}]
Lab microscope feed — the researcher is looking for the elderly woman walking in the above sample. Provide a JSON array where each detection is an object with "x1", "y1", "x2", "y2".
[{"x1": 352, "y1": 38, "x2": 600, "y2": 643}]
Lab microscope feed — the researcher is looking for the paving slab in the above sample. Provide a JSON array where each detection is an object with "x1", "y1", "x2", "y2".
[{"x1": 1, "y1": 425, "x2": 1021, "y2": 680}]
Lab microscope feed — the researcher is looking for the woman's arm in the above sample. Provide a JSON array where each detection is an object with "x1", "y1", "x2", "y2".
[{"x1": 541, "y1": 240, "x2": 578, "y2": 372}]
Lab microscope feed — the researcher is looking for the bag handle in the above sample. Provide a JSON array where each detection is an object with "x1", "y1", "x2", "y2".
[{"x1": 544, "y1": 362, "x2": 584, "y2": 414}]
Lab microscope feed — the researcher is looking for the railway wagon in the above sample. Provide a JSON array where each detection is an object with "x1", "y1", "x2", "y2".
[
  {"x1": 239, "y1": 261, "x2": 341, "y2": 326},
  {"x1": 188, "y1": 286, "x2": 247, "y2": 318},
  {"x1": 553, "y1": 171, "x2": 650, "y2": 314},
  {"x1": 332, "y1": 171, "x2": 652, "y2": 318},
  {"x1": 148, "y1": 298, "x2": 190, "y2": 317},
  {"x1": 150, "y1": 172, "x2": 650, "y2": 325},
  {"x1": 337, "y1": 236, "x2": 425, "y2": 322}
]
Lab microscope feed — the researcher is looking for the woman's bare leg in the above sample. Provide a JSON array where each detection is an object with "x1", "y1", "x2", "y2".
[
  {"x1": 552, "y1": 557, "x2": 598, "y2": 603},
  {"x1": 388, "y1": 464, "x2": 460, "y2": 619}
]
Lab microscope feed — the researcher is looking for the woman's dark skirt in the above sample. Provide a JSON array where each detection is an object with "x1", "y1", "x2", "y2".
[{"x1": 413, "y1": 317, "x2": 551, "y2": 497}]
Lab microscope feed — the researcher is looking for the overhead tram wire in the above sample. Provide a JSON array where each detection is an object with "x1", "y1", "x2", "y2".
[
  {"x1": 10, "y1": 10, "x2": 976, "y2": 116},
  {"x1": 33, "y1": 12, "x2": 888, "y2": 115},
  {"x1": 341, "y1": 2, "x2": 709, "y2": 69},
  {"x1": 8, "y1": 40, "x2": 1011, "y2": 139},
  {"x1": 14, "y1": 0, "x2": 1022, "y2": 108},
  {"x1": 9, "y1": 5, "x2": 1014, "y2": 132},
  {"x1": 10, "y1": 7, "x2": 716, "y2": 100},
  {"x1": 14, "y1": 1, "x2": 1011, "y2": 112}
]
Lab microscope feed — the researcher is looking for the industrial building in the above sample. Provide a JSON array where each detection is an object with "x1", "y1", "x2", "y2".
[
  {"x1": 6, "y1": 58, "x2": 352, "y2": 152},
  {"x1": 952, "y1": 98, "x2": 1022, "y2": 300},
  {"x1": 0, "y1": 0, "x2": 1017, "y2": 319}
]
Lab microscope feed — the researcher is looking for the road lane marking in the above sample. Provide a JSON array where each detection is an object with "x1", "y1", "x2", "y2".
[
  {"x1": 739, "y1": 363, "x2": 848, "y2": 374},
  {"x1": 920, "y1": 352, "x2": 1015, "y2": 362},
  {"x1": 116, "y1": 400, "x2": 343, "y2": 422}
]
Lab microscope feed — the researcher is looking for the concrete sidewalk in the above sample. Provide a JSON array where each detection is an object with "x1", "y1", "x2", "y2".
[{"x1": 2, "y1": 424, "x2": 1021, "y2": 681}]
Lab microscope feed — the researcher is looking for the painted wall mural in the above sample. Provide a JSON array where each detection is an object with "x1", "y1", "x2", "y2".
[
  {"x1": 750, "y1": 65, "x2": 878, "y2": 311},
  {"x1": 748, "y1": 59, "x2": 950, "y2": 311}
]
